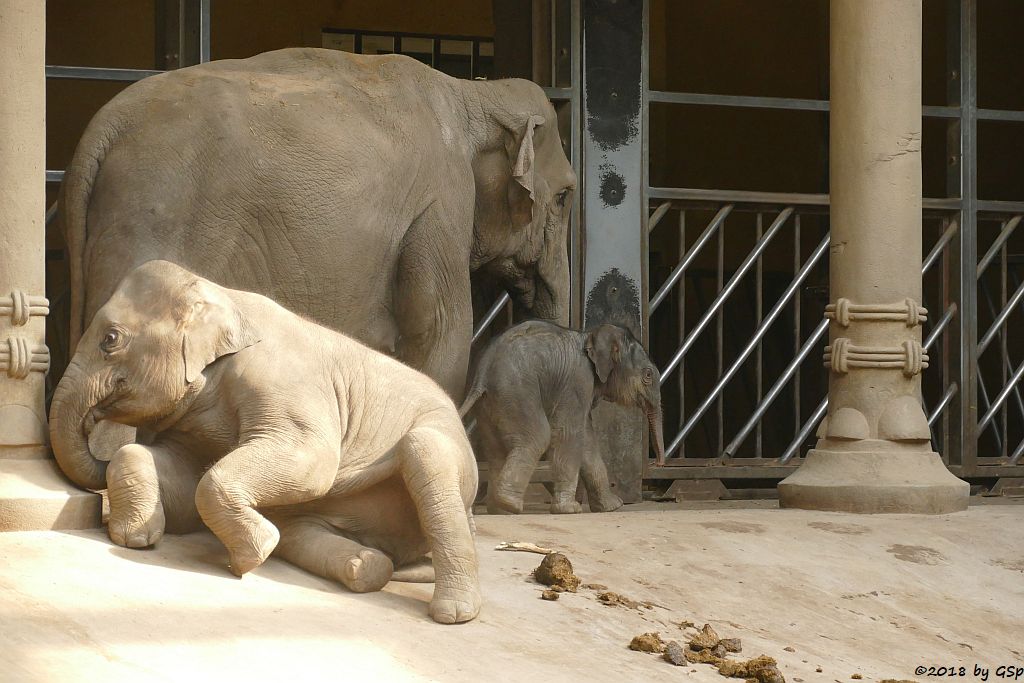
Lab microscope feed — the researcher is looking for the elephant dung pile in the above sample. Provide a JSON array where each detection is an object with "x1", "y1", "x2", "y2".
[
  {"x1": 533, "y1": 552, "x2": 581, "y2": 592},
  {"x1": 628, "y1": 632, "x2": 665, "y2": 653},
  {"x1": 629, "y1": 622, "x2": 786, "y2": 683}
]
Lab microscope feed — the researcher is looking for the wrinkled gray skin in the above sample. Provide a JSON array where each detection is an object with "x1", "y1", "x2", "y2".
[
  {"x1": 460, "y1": 321, "x2": 665, "y2": 514},
  {"x1": 49, "y1": 261, "x2": 480, "y2": 624},
  {"x1": 60, "y1": 48, "x2": 574, "y2": 401}
]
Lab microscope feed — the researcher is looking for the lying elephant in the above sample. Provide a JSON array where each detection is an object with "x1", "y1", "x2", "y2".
[
  {"x1": 59, "y1": 47, "x2": 575, "y2": 400},
  {"x1": 460, "y1": 321, "x2": 665, "y2": 514},
  {"x1": 49, "y1": 261, "x2": 480, "y2": 624}
]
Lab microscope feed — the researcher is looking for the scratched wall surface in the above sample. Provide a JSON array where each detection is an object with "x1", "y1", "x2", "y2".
[{"x1": 582, "y1": 0, "x2": 645, "y2": 503}]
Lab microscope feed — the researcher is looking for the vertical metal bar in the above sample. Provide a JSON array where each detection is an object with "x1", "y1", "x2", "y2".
[
  {"x1": 755, "y1": 212, "x2": 764, "y2": 459},
  {"x1": 716, "y1": 213, "x2": 725, "y2": 456},
  {"x1": 947, "y1": 0, "x2": 978, "y2": 472},
  {"x1": 941, "y1": 215, "x2": 953, "y2": 457},
  {"x1": 1001, "y1": 224, "x2": 1009, "y2": 458},
  {"x1": 550, "y1": 0, "x2": 557, "y2": 86},
  {"x1": 199, "y1": 0, "x2": 211, "y2": 63},
  {"x1": 678, "y1": 209, "x2": 686, "y2": 459},
  {"x1": 794, "y1": 213, "x2": 802, "y2": 452}
]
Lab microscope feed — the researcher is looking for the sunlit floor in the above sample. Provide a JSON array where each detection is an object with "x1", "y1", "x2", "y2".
[{"x1": 1, "y1": 501, "x2": 1021, "y2": 682}]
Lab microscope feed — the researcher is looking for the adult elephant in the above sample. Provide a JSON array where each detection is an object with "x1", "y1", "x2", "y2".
[{"x1": 59, "y1": 48, "x2": 574, "y2": 400}]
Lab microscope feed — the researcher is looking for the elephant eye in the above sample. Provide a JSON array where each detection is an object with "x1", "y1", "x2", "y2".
[
  {"x1": 556, "y1": 189, "x2": 571, "y2": 207},
  {"x1": 100, "y1": 328, "x2": 125, "y2": 353},
  {"x1": 642, "y1": 368, "x2": 654, "y2": 385}
]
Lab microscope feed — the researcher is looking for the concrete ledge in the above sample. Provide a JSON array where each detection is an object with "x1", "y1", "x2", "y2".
[
  {"x1": 0, "y1": 459, "x2": 102, "y2": 531},
  {"x1": 778, "y1": 449, "x2": 969, "y2": 514}
]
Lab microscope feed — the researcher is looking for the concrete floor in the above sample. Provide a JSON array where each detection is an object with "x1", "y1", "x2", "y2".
[{"x1": 1, "y1": 502, "x2": 1022, "y2": 682}]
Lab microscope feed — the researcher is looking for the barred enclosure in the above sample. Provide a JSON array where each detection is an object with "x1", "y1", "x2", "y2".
[{"x1": 40, "y1": 1, "x2": 1024, "y2": 499}]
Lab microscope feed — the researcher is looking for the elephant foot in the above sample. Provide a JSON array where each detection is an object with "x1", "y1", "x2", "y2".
[
  {"x1": 106, "y1": 444, "x2": 166, "y2": 548},
  {"x1": 340, "y1": 548, "x2": 394, "y2": 593},
  {"x1": 588, "y1": 491, "x2": 623, "y2": 513},
  {"x1": 227, "y1": 518, "x2": 280, "y2": 577},
  {"x1": 429, "y1": 583, "x2": 481, "y2": 624},
  {"x1": 550, "y1": 499, "x2": 583, "y2": 514},
  {"x1": 489, "y1": 488, "x2": 525, "y2": 514}
]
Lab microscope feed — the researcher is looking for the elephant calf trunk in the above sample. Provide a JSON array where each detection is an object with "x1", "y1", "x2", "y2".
[{"x1": 49, "y1": 364, "x2": 111, "y2": 491}]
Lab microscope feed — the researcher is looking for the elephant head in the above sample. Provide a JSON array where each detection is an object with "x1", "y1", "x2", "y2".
[
  {"x1": 585, "y1": 324, "x2": 667, "y2": 466},
  {"x1": 49, "y1": 260, "x2": 259, "y2": 490},
  {"x1": 468, "y1": 79, "x2": 576, "y2": 326}
]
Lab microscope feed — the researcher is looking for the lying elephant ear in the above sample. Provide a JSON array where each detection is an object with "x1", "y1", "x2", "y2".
[
  {"x1": 505, "y1": 114, "x2": 545, "y2": 229},
  {"x1": 584, "y1": 325, "x2": 622, "y2": 384},
  {"x1": 179, "y1": 280, "x2": 260, "y2": 383}
]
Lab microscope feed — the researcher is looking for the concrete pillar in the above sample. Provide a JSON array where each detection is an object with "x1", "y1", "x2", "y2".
[
  {"x1": 778, "y1": 0, "x2": 969, "y2": 513},
  {"x1": 0, "y1": 0, "x2": 100, "y2": 530}
]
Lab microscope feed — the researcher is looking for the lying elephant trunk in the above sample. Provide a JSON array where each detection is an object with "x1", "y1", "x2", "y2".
[{"x1": 49, "y1": 357, "x2": 115, "y2": 490}]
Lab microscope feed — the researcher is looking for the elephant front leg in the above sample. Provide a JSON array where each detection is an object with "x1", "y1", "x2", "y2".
[
  {"x1": 580, "y1": 420, "x2": 623, "y2": 512},
  {"x1": 195, "y1": 439, "x2": 337, "y2": 576},
  {"x1": 106, "y1": 442, "x2": 204, "y2": 548},
  {"x1": 397, "y1": 426, "x2": 480, "y2": 624},
  {"x1": 393, "y1": 209, "x2": 474, "y2": 400}
]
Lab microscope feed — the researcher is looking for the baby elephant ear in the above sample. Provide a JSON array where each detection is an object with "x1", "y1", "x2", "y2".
[
  {"x1": 180, "y1": 280, "x2": 260, "y2": 383},
  {"x1": 585, "y1": 325, "x2": 623, "y2": 384}
]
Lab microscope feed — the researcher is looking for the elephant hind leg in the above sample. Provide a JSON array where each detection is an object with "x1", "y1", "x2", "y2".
[{"x1": 273, "y1": 517, "x2": 394, "y2": 593}]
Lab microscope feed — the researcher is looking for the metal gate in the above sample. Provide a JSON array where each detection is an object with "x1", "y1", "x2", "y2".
[{"x1": 643, "y1": 0, "x2": 1024, "y2": 488}]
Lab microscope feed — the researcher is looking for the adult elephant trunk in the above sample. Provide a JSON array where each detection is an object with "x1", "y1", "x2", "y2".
[
  {"x1": 530, "y1": 240, "x2": 570, "y2": 326},
  {"x1": 49, "y1": 359, "x2": 112, "y2": 491}
]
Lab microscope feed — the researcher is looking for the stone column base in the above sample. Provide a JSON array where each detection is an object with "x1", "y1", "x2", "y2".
[
  {"x1": 0, "y1": 459, "x2": 102, "y2": 530},
  {"x1": 778, "y1": 449, "x2": 969, "y2": 514}
]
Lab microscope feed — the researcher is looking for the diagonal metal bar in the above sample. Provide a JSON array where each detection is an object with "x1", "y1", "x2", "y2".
[
  {"x1": 780, "y1": 398, "x2": 828, "y2": 464},
  {"x1": 665, "y1": 234, "x2": 830, "y2": 456},
  {"x1": 928, "y1": 383, "x2": 959, "y2": 426},
  {"x1": 659, "y1": 207, "x2": 793, "y2": 381},
  {"x1": 924, "y1": 303, "x2": 957, "y2": 352},
  {"x1": 472, "y1": 292, "x2": 511, "y2": 344},
  {"x1": 720, "y1": 319, "x2": 829, "y2": 458},
  {"x1": 978, "y1": 358, "x2": 1024, "y2": 433},
  {"x1": 977, "y1": 215, "x2": 1022, "y2": 279},
  {"x1": 649, "y1": 204, "x2": 733, "y2": 312},
  {"x1": 978, "y1": 278, "x2": 1024, "y2": 355},
  {"x1": 648, "y1": 201, "x2": 673, "y2": 234},
  {"x1": 1009, "y1": 434, "x2": 1024, "y2": 465},
  {"x1": 923, "y1": 221, "x2": 958, "y2": 275}
]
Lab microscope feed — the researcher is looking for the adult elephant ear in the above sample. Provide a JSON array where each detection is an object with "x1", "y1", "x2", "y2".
[
  {"x1": 584, "y1": 325, "x2": 623, "y2": 383},
  {"x1": 179, "y1": 279, "x2": 260, "y2": 383},
  {"x1": 505, "y1": 114, "x2": 546, "y2": 229}
]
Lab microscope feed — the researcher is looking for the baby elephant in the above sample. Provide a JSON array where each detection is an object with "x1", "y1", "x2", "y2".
[
  {"x1": 49, "y1": 261, "x2": 480, "y2": 624},
  {"x1": 460, "y1": 321, "x2": 665, "y2": 514}
]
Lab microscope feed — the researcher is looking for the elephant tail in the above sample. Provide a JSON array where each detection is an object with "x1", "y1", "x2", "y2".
[{"x1": 59, "y1": 106, "x2": 123, "y2": 355}]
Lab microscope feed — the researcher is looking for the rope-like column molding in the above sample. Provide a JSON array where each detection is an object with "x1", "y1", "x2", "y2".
[
  {"x1": 0, "y1": 338, "x2": 50, "y2": 379},
  {"x1": 825, "y1": 297, "x2": 927, "y2": 327},
  {"x1": 0, "y1": 290, "x2": 49, "y2": 327},
  {"x1": 824, "y1": 338, "x2": 928, "y2": 377}
]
